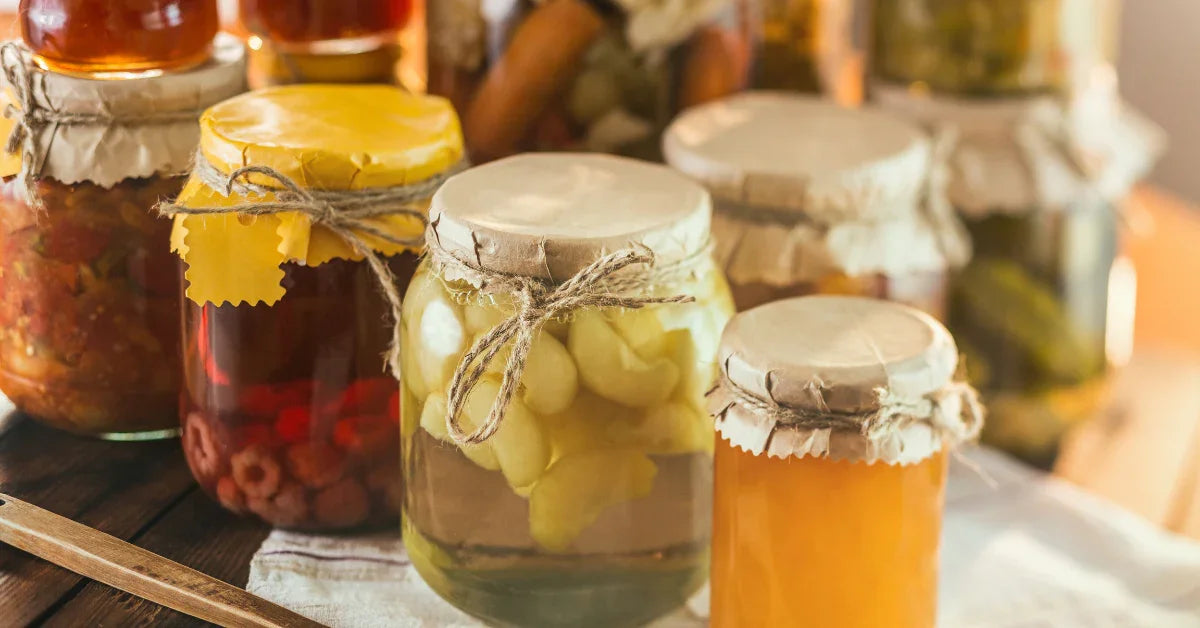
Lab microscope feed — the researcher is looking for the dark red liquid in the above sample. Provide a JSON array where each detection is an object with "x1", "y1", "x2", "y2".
[
  {"x1": 20, "y1": 0, "x2": 219, "y2": 73},
  {"x1": 239, "y1": 0, "x2": 412, "y2": 44},
  {"x1": 181, "y1": 254, "x2": 418, "y2": 530}
]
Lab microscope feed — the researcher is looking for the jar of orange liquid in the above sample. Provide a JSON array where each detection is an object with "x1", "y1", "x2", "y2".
[{"x1": 707, "y1": 295, "x2": 983, "y2": 627}]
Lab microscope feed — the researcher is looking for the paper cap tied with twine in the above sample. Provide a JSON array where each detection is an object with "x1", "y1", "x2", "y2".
[
  {"x1": 0, "y1": 34, "x2": 247, "y2": 199},
  {"x1": 425, "y1": 153, "x2": 717, "y2": 445},
  {"x1": 872, "y1": 78, "x2": 1165, "y2": 217},
  {"x1": 663, "y1": 92, "x2": 970, "y2": 289},
  {"x1": 708, "y1": 295, "x2": 983, "y2": 465}
]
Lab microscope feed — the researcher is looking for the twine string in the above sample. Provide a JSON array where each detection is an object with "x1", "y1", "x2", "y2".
[
  {"x1": 0, "y1": 41, "x2": 203, "y2": 208},
  {"x1": 157, "y1": 153, "x2": 461, "y2": 378},
  {"x1": 719, "y1": 375, "x2": 985, "y2": 449},
  {"x1": 430, "y1": 242, "x2": 700, "y2": 446}
]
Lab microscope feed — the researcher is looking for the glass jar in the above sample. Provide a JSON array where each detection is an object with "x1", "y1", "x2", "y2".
[
  {"x1": 20, "y1": 0, "x2": 219, "y2": 75},
  {"x1": 869, "y1": 0, "x2": 1122, "y2": 96},
  {"x1": 0, "y1": 37, "x2": 246, "y2": 439},
  {"x1": 664, "y1": 92, "x2": 967, "y2": 316},
  {"x1": 240, "y1": 0, "x2": 414, "y2": 87},
  {"x1": 401, "y1": 153, "x2": 732, "y2": 626},
  {"x1": 708, "y1": 295, "x2": 982, "y2": 627},
  {"x1": 751, "y1": 0, "x2": 855, "y2": 97},
  {"x1": 168, "y1": 84, "x2": 464, "y2": 529},
  {"x1": 872, "y1": 73, "x2": 1165, "y2": 468},
  {"x1": 951, "y1": 204, "x2": 1117, "y2": 468},
  {"x1": 427, "y1": 0, "x2": 751, "y2": 162}
]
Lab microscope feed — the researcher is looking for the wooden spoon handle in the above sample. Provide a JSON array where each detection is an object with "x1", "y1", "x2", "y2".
[{"x1": 0, "y1": 493, "x2": 324, "y2": 628}]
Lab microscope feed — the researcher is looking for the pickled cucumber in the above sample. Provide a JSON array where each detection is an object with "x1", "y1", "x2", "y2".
[
  {"x1": 529, "y1": 448, "x2": 657, "y2": 552},
  {"x1": 568, "y1": 310, "x2": 680, "y2": 408}
]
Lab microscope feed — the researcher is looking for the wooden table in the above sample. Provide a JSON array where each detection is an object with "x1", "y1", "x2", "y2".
[{"x1": 1, "y1": 187, "x2": 1199, "y2": 625}]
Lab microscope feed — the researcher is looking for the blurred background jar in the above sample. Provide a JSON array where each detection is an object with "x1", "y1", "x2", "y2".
[
  {"x1": 427, "y1": 0, "x2": 752, "y2": 162},
  {"x1": 869, "y1": 0, "x2": 1121, "y2": 97},
  {"x1": 749, "y1": 0, "x2": 858, "y2": 101},
  {"x1": 402, "y1": 154, "x2": 731, "y2": 627},
  {"x1": 869, "y1": 0, "x2": 1164, "y2": 468},
  {"x1": 0, "y1": 30, "x2": 244, "y2": 439},
  {"x1": 664, "y1": 92, "x2": 968, "y2": 316},
  {"x1": 168, "y1": 85, "x2": 463, "y2": 529},
  {"x1": 20, "y1": 0, "x2": 219, "y2": 75},
  {"x1": 238, "y1": 0, "x2": 418, "y2": 88}
]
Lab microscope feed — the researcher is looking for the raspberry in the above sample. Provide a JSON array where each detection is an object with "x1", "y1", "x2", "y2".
[
  {"x1": 247, "y1": 482, "x2": 310, "y2": 528},
  {"x1": 215, "y1": 476, "x2": 246, "y2": 513},
  {"x1": 313, "y1": 478, "x2": 370, "y2": 528},
  {"x1": 329, "y1": 378, "x2": 395, "y2": 416},
  {"x1": 285, "y1": 442, "x2": 346, "y2": 489},
  {"x1": 235, "y1": 423, "x2": 277, "y2": 449},
  {"x1": 231, "y1": 444, "x2": 283, "y2": 499},
  {"x1": 274, "y1": 406, "x2": 312, "y2": 444},
  {"x1": 182, "y1": 412, "x2": 225, "y2": 480},
  {"x1": 387, "y1": 390, "x2": 400, "y2": 424},
  {"x1": 332, "y1": 416, "x2": 398, "y2": 461}
]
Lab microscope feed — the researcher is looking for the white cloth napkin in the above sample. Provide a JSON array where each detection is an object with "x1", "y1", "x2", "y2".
[{"x1": 247, "y1": 448, "x2": 1200, "y2": 627}]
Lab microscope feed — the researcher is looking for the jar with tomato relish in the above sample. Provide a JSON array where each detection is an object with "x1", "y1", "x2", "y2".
[
  {"x1": 707, "y1": 295, "x2": 983, "y2": 628},
  {"x1": 0, "y1": 36, "x2": 245, "y2": 439},
  {"x1": 164, "y1": 84, "x2": 464, "y2": 530},
  {"x1": 664, "y1": 92, "x2": 969, "y2": 316},
  {"x1": 20, "y1": 0, "x2": 219, "y2": 76},
  {"x1": 239, "y1": 0, "x2": 416, "y2": 88}
]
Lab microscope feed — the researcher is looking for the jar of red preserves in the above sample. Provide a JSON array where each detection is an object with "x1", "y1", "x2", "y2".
[
  {"x1": 0, "y1": 36, "x2": 246, "y2": 439},
  {"x1": 20, "y1": 0, "x2": 219, "y2": 75},
  {"x1": 166, "y1": 85, "x2": 464, "y2": 530}
]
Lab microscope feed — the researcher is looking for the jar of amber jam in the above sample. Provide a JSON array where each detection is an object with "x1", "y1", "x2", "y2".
[
  {"x1": 708, "y1": 295, "x2": 983, "y2": 627},
  {"x1": 166, "y1": 85, "x2": 464, "y2": 529},
  {"x1": 240, "y1": 0, "x2": 414, "y2": 87},
  {"x1": 664, "y1": 92, "x2": 969, "y2": 316},
  {"x1": 428, "y1": 0, "x2": 751, "y2": 162},
  {"x1": 20, "y1": 0, "x2": 220, "y2": 76},
  {"x1": 401, "y1": 154, "x2": 733, "y2": 626},
  {"x1": 0, "y1": 37, "x2": 245, "y2": 439}
]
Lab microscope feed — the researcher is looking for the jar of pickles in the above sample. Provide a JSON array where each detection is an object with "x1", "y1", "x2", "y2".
[
  {"x1": 428, "y1": 0, "x2": 751, "y2": 162},
  {"x1": 0, "y1": 36, "x2": 245, "y2": 438},
  {"x1": 870, "y1": 0, "x2": 1122, "y2": 97},
  {"x1": 664, "y1": 92, "x2": 968, "y2": 315},
  {"x1": 20, "y1": 0, "x2": 220, "y2": 75},
  {"x1": 708, "y1": 295, "x2": 983, "y2": 627},
  {"x1": 401, "y1": 153, "x2": 732, "y2": 626},
  {"x1": 239, "y1": 0, "x2": 415, "y2": 87},
  {"x1": 874, "y1": 79, "x2": 1164, "y2": 467},
  {"x1": 163, "y1": 85, "x2": 464, "y2": 529}
]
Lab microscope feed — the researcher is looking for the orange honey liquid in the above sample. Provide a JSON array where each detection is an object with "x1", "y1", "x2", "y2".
[
  {"x1": 20, "y1": 0, "x2": 218, "y2": 75},
  {"x1": 711, "y1": 437, "x2": 948, "y2": 628}
]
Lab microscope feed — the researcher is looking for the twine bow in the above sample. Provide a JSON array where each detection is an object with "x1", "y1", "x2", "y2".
[
  {"x1": 433, "y1": 244, "x2": 698, "y2": 446},
  {"x1": 715, "y1": 375, "x2": 985, "y2": 452},
  {"x1": 157, "y1": 153, "x2": 459, "y2": 378},
  {"x1": 0, "y1": 41, "x2": 202, "y2": 209}
]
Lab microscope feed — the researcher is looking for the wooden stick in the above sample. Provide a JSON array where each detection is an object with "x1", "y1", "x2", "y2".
[{"x1": 0, "y1": 493, "x2": 325, "y2": 628}]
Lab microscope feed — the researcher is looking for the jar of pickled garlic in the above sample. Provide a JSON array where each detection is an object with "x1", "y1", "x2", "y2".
[
  {"x1": 428, "y1": 0, "x2": 752, "y2": 162},
  {"x1": 401, "y1": 153, "x2": 732, "y2": 626},
  {"x1": 240, "y1": 0, "x2": 415, "y2": 88},
  {"x1": 164, "y1": 85, "x2": 464, "y2": 530},
  {"x1": 873, "y1": 79, "x2": 1165, "y2": 468},
  {"x1": 0, "y1": 37, "x2": 245, "y2": 439},
  {"x1": 664, "y1": 92, "x2": 969, "y2": 316},
  {"x1": 20, "y1": 0, "x2": 220, "y2": 76},
  {"x1": 870, "y1": 0, "x2": 1122, "y2": 97},
  {"x1": 708, "y1": 295, "x2": 983, "y2": 627}
]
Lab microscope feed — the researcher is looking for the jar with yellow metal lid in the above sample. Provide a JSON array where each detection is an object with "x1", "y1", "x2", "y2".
[
  {"x1": 664, "y1": 92, "x2": 969, "y2": 316},
  {"x1": 401, "y1": 153, "x2": 732, "y2": 626},
  {"x1": 0, "y1": 36, "x2": 245, "y2": 439},
  {"x1": 164, "y1": 84, "x2": 464, "y2": 530},
  {"x1": 708, "y1": 295, "x2": 983, "y2": 627}
]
